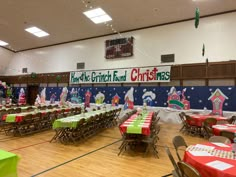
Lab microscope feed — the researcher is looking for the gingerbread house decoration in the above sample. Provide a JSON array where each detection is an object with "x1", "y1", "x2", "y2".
[
  {"x1": 167, "y1": 87, "x2": 184, "y2": 110},
  {"x1": 112, "y1": 93, "x2": 120, "y2": 106},
  {"x1": 208, "y1": 88, "x2": 228, "y2": 116},
  {"x1": 85, "y1": 90, "x2": 91, "y2": 108}
]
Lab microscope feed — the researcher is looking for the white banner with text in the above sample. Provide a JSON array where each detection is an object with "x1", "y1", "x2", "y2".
[{"x1": 70, "y1": 66, "x2": 171, "y2": 84}]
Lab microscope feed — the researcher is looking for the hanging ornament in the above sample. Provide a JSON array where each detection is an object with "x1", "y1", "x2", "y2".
[
  {"x1": 31, "y1": 72, "x2": 37, "y2": 78},
  {"x1": 56, "y1": 75, "x2": 62, "y2": 82},
  {"x1": 202, "y1": 43, "x2": 205, "y2": 57},
  {"x1": 195, "y1": 8, "x2": 200, "y2": 28}
]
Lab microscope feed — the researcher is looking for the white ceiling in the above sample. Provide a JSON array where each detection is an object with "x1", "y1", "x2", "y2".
[{"x1": 0, "y1": 0, "x2": 236, "y2": 52}]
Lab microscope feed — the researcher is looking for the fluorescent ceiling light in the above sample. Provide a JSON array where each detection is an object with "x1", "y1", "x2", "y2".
[
  {"x1": 83, "y1": 8, "x2": 112, "y2": 24},
  {"x1": 25, "y1": 26, "x2": 49, "y2": 37},
  {"x1": 0, "y1": 40, "x2": 8, "y2": 46}
]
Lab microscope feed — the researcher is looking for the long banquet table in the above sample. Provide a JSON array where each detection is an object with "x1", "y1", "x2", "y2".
[
  {"x1": 2, "y1": 107, "x2": 71, "y2": 123},
  {"x1": 52, "y1": 109, "x2": 106, "y2": 129},
  {"x1": 119, "y1": 111, "x2": 153, "y2": 136},
  {"x1": 213, "y1": 124, "x2": 236, "y2": 136},
  {"x1": 184, "y1": 143, "x2": 236, "y2": 177},
  {"x1": 187, "y1": 114, "x2": 229, "y2": 127}
]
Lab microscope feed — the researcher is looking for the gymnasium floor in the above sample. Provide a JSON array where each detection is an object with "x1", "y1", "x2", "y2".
[{"x1": 0, "y1": 123, "x2": 207, "y2": 177}]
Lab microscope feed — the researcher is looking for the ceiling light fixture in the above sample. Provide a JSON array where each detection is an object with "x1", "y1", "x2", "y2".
[
  {"x1": 25, "y1": 26, "x2": 49, "y2": 37},
  {"x1": 83, "y1": 8, "x2": 112, "y2": 24},
  {"x1": 0, "y1": 40, "x2": 8, "y2": 46}
]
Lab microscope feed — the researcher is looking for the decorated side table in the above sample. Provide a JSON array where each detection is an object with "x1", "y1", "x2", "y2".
[
  {"x1": 184, "y1": 143, "x2": 236, "y2": 177},
  {"x1": 0, "y1": 150, "x2": 19, "y2": 177}
]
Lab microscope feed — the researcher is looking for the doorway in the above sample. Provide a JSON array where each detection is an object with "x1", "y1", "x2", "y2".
[{"x1": 27, "y1": 85, "x2": 39, "y2": 105}]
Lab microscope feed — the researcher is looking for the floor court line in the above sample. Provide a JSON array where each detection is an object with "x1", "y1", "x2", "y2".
[
  {"x1": 97, "y1": 134, "x2": 121, "y2": 140},
  {"x1": 31, "y1": 139, "x2": 121, "y2": 177},
  {"x1": 9, "y1": 140, "x2": 50, "y2": 152}
]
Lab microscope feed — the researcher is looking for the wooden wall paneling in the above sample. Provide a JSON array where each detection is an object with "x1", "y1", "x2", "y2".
[
  {"x1": 183, "y1": 80, "x2": 206, "y2": 86},
  {"x1": 208, "y1": 62, "x2": 236, "y2": 78},
  {"x1": 39, "y1": 74, "x2": 48, "y2": 83},
  {"x1": 170, "y1": 65, "x2": 181, "y2": 79},
  {"x1": 182, "y1": 64, "x2": 206, "y2": 79},
  {"x1": 47, "y1": 73, "x2": 57, "y2": 83},
  {"x1": 60, "y1": 72, "x2": 69, "y2": 83},
  {"x1": 17, "y1": 75, "x2": 28, "y2": 84},
  {"x1": 208, "y1": 79, "x2": 235, "y2": 86},
  {"x1": 27, "y1": 74, "x2": 40, "y2": 84}
]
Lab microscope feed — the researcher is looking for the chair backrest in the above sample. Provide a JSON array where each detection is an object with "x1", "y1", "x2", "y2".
[
  {"x1": 204, "y1": 118, "x2": 217, "y2": 127},
  {"x1": 172, "y1": 135, "x2": 188, "y2": 161},
  {"x1": 209, "y1": 135, "x2": 231, "y2": 144},
  {"x1": 220, "y1": 131, "x2": 235, "y2": 142},
  {"x1": 228, "y1": 115, "x2": 236, "y2": 124},
  {"x1": 164, "y1": 146, "x2": 181, "y2": 177},
  {"x1": 177, "y1": 161, "x2": 201, "y2": 177}
]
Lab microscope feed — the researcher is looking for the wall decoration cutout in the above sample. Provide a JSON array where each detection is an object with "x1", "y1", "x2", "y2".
[
  {"x1": 70, "y1": 88, "x2": 82, "y2": 104},
  {"x1": 35, "y1": 94, "x2": 41, "y2": 105},
  {"x1": 94, "y1": 91, "x2": 105, "y2": 104},
  {"x1": 208, "y1": 88, "x2": 228, "y2": 116},
  {"x1": 50, "y1": 93, "x2": 56, "y2": 104},
  {"x1": 181, "y1": 88, "x2": 190, "y2": 110},
  {"x1": 84, "y1": 90, "x2": 92, "y2": 107},
  {"x1": 40, "y1": 88, "x2": 46, "y2": 104},
  {"x1": 167, "y1": 87, "x2": 190, "y2": 110},
  {"x1": 18, "y1": 88, "x2": 26, "y2": 105},
  {"x1": 195, "y1": 8, "x2": 200, "y2": 28},
  {"x1": 112, "y1": 93, "x2": 120, "y2": 106},
  {"x1": 60, "y1": 87, "x2": 68, "y2": 106},
  {"x1": 142, "y1": 89, "x2": 156, "y2": 106},
  {"x1": 124, "y1": 87, "x2": 134, "y2": 110}
]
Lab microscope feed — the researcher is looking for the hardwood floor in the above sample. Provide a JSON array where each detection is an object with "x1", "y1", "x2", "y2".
[{"x1": 0, "y1": 123, "x2": 208, "y2": 177}]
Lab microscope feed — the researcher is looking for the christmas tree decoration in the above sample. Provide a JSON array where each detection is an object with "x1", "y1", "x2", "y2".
[
  {"x1": 195, "y1": 8, "x2": 200, "y2": 28},
  {"x1": 31, "y1": 72, "x2": 37, "y2": 78},
  {"x1": 56, "y1": 75, "x2": 61, "y2": 82}
]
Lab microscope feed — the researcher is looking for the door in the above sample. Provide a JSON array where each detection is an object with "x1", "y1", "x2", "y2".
[{"x1": 27, "y1": 85, "x2": 39, "y2": 105}]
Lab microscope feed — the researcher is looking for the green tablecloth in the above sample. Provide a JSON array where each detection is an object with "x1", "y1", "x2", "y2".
[
  {"x1": 53, "y1": 110, "x2": 105, "y2": 129},
  {"x1": 0, "y1": 150, "x2": 19, "y2": 177},
  {"x1": 127, "y1": 112, "x2": 148, "y2": 134},
  {"x1": 5, "y1": 114, "x2": 17, "y2": 123}
]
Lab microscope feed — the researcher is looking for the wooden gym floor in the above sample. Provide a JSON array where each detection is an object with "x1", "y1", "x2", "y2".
[{"x1": 0, "y1": 123, "x2": 207, "y2": 177}]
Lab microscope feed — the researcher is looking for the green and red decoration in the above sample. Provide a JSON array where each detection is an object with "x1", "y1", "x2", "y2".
[
  {"x1": 56, "y1": 75, "x2": 61, "y2": 82},
  {"x1": 31, "y1": 72, "x2": 37, "y2": 78},
  {"x1": 202, "y1": 43, "x2": 205, "y2": 57},
  {"x1": 195, "y1": 8, "x2": 200, "y2": 28}
]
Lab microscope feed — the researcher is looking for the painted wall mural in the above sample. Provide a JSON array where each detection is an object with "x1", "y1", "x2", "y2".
[{"x1": 11, "y1": 86, "x2": 236, "y2": 112}]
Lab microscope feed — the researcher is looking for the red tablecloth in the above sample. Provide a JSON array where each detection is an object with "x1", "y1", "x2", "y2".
[
  {"x1": 119, "y1": 112, "x2": 153, "y2": 136},
  {"x1": 213, "y1": 124, "x2": 236, "y2": 136},
  {"x1": 2, "y1": 111, "x2": 47, "y2": 122},
  {"x1": 184, "y1": 143, "x2": 236, "y2": 177},
  {"x1": 188, "y1": 114, "x2": 228, "y2": 127}
]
